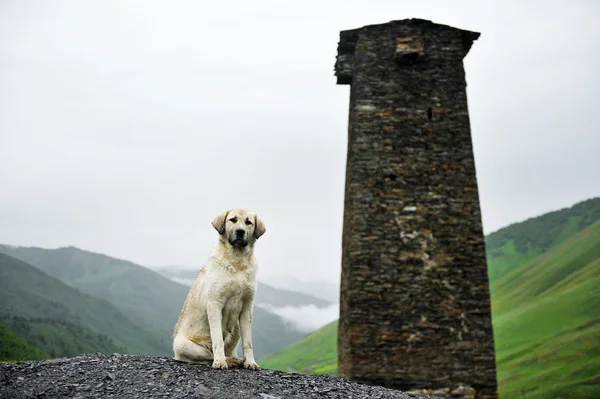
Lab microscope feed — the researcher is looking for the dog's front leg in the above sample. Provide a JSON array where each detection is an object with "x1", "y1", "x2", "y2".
[
  {"x1": 239, "y1": 301, "x2": 259, "y2": 370},
  {"x1": 206, "y1": 301, "x2": 228, "y2": 369}
]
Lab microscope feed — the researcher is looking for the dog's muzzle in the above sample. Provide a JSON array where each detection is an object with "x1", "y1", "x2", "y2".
[{"x1": 229, "y1": 229, "x2": 248, "y2": 247}]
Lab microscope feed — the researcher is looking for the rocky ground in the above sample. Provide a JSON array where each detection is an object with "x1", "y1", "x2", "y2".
[{"x1": 0, "y1": 354, "x2": 438, "y2": 398}]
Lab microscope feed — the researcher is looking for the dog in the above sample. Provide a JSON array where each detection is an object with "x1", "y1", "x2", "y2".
[{"x1": 172, "y1": 208, "x2": 266, "y2": 370}]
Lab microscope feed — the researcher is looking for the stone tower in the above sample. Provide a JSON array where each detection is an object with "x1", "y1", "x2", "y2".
[{"x1": 335, "y1": 19, "x2": 497, "y2": 397}]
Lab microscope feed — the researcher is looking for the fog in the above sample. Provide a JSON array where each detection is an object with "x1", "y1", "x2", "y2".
[
  {"x1": 1, "y1": 0, "x2": 599, "y2": 285},
  {"x1": 256, "y1": 304, "x2": 340, "y2": 333}
]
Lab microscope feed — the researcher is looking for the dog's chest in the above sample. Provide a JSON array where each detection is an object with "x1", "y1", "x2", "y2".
[{"x1": 218, "y1": 271, "x2": 255, "y2": 301}]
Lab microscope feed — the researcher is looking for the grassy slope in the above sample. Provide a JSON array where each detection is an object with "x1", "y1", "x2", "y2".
[
  {"x1": 486, "y1": 197, "x2": 600, "y2": 282},
  {"x1": 0, "y1": 321, "x2": 49, "y2": 362},
  {"x1": 261, "y1": 320, "x2": 337, "y2": 374},
  {"x1": 491, "y1": 220, "x2": 600, "y2": 399},
  {"x1": 3, "y1": 315, "x2": 123, "y2": 359},
  {"x1": 0, "y1": 246, "x2": 305, "y2": 359},
  {"x1": 0, "y1": 253, "x2": 165, "y2": 356},
  {"x1": 260, "y1": 198, "x2": 600, "y2": 399}
]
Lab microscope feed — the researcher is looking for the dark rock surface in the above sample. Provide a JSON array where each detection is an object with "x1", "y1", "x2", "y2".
[{"x1": 0, "y1": 354, "x2": 438, "y2": 398}]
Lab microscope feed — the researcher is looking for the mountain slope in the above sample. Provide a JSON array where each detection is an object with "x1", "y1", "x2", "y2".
[
  {"x1": 0, "y1": 246, "x2": 305, "y2": 359},
  {"x1": 485, "y1": 197, "x2": 600, "y2": 282},
  {"x1": 0, "y1": 252, "x2": 165, "y2": 357},
  {"x1": 261, "y1": 320, "x2": 337, "y2": 374},
  {"x1": 3, "y1": 315, "x2": 123, "y2": 359},
  {"x1": 491, "y1": 220, "x2": 600, "y2": 399},
  {"x1": 255, "y1": 282, "x2": 331, "y2": 307},
  {"x1": 261, "y1": 277, "x2": 340, "y2": 303},
  {"x1": 0, "y1": 246, "x2": 185, "y2": 340},
  {"x1": 0, "y1": 321, "x2": 48, "y2": 362}
]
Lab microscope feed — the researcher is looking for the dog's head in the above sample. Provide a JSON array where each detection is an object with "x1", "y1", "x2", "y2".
[{"x1": 211, "y1": 208, "x2": 266, "y2": 248}]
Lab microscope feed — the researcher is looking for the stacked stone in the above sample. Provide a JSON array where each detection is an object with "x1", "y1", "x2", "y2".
[{"x1": 335, "y1": 19, "x2": 497, "y2": 398}]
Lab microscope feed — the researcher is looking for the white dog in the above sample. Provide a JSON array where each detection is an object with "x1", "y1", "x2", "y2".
[{"x1": 173, "y1": 207, "x2": 266, "y2": 370}]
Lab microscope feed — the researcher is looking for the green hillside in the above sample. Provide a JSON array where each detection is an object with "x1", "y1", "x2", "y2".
[
  {"x1": 260, "y1": 198, "x2": 600, "y2": 399},
  {"x1": 492, "y1": 220, "x2": 600, "y2": 399},
  {"x1": 486, "y1": 197, "x2": 600, "y2": 282},
  {"x1": 0, "y1": 246, "x2": 305, "y2": 359},
  {"x1": 3, "y1": 315, "x2": 122, "y2": 359},
  {"x1": 0, "y1": 246, "x2": 186, "y2": 340},
  {"x1": 0, "y1": 252, "x2": 165, "y2": 356},
  {"x1": 261, "y1": 320, "x2": 337, "y2": 374},
  {"x1": 0, "y1": 321, "x2": 48, "y2": 362}
]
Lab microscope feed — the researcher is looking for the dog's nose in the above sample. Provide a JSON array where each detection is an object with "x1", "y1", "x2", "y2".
[{"x1": 235, "y1": 229, "x2": 245, "y2": 237}]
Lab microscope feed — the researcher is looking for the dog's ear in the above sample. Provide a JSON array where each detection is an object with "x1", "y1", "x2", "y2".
[
  {"x1": 212, "y1": 210, "x2": 229, "y2": 235},
  {"x1": 254, "y1": 214, "x2": 266, "y2": 239}
]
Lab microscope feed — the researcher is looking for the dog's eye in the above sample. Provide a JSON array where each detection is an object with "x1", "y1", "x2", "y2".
[
  {"x1": 245, "y1": 220, "x2": 253, "y2": 226},
  {"x1": 229, "y1": 218, "x2": 238, "y2": 223}
]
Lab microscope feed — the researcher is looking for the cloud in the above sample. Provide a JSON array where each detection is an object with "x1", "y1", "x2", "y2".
[
  {"x1": 256, "y1": 304, "x2": 340, "y2": 333},
  {"x1": 171, "y1": 277, "x2": 195, "y2": 286}
]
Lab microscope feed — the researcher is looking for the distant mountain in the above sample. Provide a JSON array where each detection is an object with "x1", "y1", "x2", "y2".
[
  {"x1": 0, "y1": 320, "x2": 48, "y2": 362},
  {"x1": 0, "y1": 246, "x2": 305, "y2": 359},
  {"x1": 0, "y1": 253, "x2": 157, "y2": 357},
  {"x1": 0, "y1": 246, "x2": 185, "y2": 341},
  {"x1": 259, "y1": 198, "x2": 600, "y2": 399},
  {"x1": 153, "y1": 266, "x2": 340, "y2": 305},
  {"x1": 260, "y1": 277, "x2": 340, "y2": 303},
  {"x1": 153, "y1": 267, "x2": 332, "y2": 308}
]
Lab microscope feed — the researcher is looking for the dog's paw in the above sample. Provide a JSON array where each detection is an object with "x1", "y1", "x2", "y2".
[
  {"x1": 212, "y1": 358, "x2": 228, "y2": 370},
  {"x1": 226, "y1": 357, "x2": 244, "y2": 369},
  {"x1": 243, "y1": 359, "x2": 259, "y2": 370}
]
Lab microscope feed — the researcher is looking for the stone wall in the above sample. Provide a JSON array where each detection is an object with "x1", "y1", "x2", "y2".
[{"x1": 335, "y1": 19, "x2": 497, "y2": 398}]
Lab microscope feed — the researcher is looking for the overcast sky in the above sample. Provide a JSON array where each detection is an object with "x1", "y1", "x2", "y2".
[{"x1": 1, "y1": 0, "x2": 599, "y2": 285}]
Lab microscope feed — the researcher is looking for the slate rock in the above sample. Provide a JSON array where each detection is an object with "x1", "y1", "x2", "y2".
[{"x1": 0, "y1": 354, "x2": 439, "y2": 398}]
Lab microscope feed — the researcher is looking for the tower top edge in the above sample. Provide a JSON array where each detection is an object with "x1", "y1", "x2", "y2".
[{"x1": 339, "y1": 18, "x2": 480, "y2": 39}]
